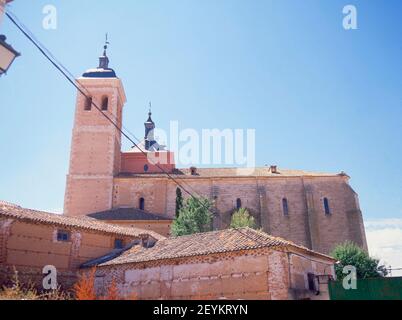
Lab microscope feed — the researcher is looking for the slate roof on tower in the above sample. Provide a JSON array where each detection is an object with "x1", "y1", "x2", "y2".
[
  {"x1": 82, "y1": 39, "x2": 117, "y2": 78},
  {"x1": 128, "y1": 109, "x2": 167, "y2": 152}
]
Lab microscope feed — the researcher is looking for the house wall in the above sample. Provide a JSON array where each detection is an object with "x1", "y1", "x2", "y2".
[
  {"x1": 288, "y1": 252, "x2": 335, "y2": 300},
  {"x1": 0, "y1": 217, "x2": 138, "y2": 290},
  {"x1": 92, "y1": 248, "x2": 334, "y2": 300}
]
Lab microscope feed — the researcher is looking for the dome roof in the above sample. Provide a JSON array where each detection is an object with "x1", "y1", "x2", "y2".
[
  {"x1": 82, "y1": 67, "x2": 117, "y2": 78},
  {"x1": 82, "y1": 40, "x2": 117, "y2": 78}
]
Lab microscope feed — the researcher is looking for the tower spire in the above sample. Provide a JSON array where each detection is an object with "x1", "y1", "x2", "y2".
[
  {"x1": 148, "y1": 102, "x2": 153, "y2": 121},
  {"x1": 82, "y1": 33, "x2": 117, "y2": 78},
  {"x1": 99, "y1": 33, "x2": 110, "y2": 69},
  {"x1": 144, "y1": 103, "x2": 156, "y2": 150}
]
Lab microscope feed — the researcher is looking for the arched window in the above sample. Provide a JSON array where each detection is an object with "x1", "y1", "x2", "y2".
[
  {"x1": 323, "y1": 198, "x2": 331, "y2": 215},
  {"x1": 282, "y1": 198, "x2": 289, "y2": 216},
  {"x1": 139, "y1": 198, "x2": 145, "y2": 211},
  {"x1": 101, "y1": 96, "x2": 109, "y2": 111},
  {"x1": 84, "y1": 96, "x2": 92, "y2": 111},
  {"x1": 236, "y1": 198, "x2": 242, "y2": 209}
]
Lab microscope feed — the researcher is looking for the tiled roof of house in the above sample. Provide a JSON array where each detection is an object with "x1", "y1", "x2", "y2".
[
  {"x1": 88, "y1": 208, "x2": 172, "y2": 221},
  {"x1": 98, "y1": 228, "x2": 335, "y2": 267},
  {"x1": 118, "y1": 167, "x2": 346, "y2": 179},
  {"x1": 0, "y1": 202, "x2": 165, "y2": 240},
  {"x1": 0, "y1": 200, "x2": 19, "y2": 207}
]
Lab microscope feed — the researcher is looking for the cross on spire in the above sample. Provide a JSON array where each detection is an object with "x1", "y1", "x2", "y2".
[
  {"x1": 147, "y1": 102, "x2": 154, "y2": 124},
  {"x1": 98, "y1": 33, "x2": 110, "y2": 69},
  {"x1": 103, "y1": 33, "x2": 110, "y2": 55}
]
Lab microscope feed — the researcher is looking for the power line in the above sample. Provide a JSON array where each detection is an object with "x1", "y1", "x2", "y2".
[
  {"x1": 4, "y1": 10, "x2": 206, "y2": 202},
  {"x1": 6, "y1": 9, "x2": 303, "y2": 257},
  {"x1": 4, "y1": 17, "x2": 239, "y2": 241},
  {"x1": 5, "y1": 11, "x2": 267, "y2": 250},
  {"x1": 4, "y1": 9, "x2": 217, "y2": 220}
]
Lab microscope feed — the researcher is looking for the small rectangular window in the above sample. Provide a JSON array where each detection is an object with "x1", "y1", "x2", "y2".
[
  {"x1": 84, "y1": 97, "x2": 92, "y2": 111},
  {"x1": 101, "y1": 97, "x2": 109, "y2": 111},
  {"x1": 282, "y1": 198, "x2": 289, "y2": 216},
  {"x1": 114, "y1": 239, "x2": 124, "y2": 249},
  {"x1": 57, "y1": 230, "x2": 70, "y2": 242},
  {"x1": 324, "y1": 198, "x2": 331, "y2": 215}
]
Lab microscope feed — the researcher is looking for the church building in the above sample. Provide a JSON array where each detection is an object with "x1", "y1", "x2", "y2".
[{"x1": 64, "y1": 46, "x2": 368, "y2": 255}]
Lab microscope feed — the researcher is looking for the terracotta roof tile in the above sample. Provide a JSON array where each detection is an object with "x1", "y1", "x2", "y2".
[
  {"x1": 118, "y1": 167, "x2": 343, "y2": 179},
  {"x1": 99, "y1": 228, "x2": 335, "y2": 267},
  {"x1": 0, "y1": 202, "x2": 165, "y2": 240}
]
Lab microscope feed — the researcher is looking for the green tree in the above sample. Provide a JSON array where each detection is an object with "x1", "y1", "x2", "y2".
[
  {"x1": 230, "y1": 208, "x2": 256, "y2": 229},
  {"x1": 175, "y1": 187, "x2": 184, "y2": 218},
  {"x1": 171, "y1": 197, "x2": 213, "y2": 236},
  {"x1": 331, "y1": 242, "x2": 388, "y2": 280}
]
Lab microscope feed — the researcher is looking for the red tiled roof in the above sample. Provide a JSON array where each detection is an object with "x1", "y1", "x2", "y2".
[
  {"x1": 99, "y1": 228, "x2": 335, "y2": 267},
  {"x1": 118, "y1": 167, "x2": 344, "y2": 179},
  {"x1": 0, "y1": 202, "x2": 165, "y2": 240}
]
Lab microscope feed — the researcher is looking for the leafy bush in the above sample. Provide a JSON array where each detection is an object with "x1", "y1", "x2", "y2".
[
  {"x1": 230, "y1": 208, "x2": 256, "y2": 229},
  {"x1": 331, "y1": 241, "x2": 388, "y2": 280},
  {"x1": 171, "y1": 197, "x2": 213, "y2": 236}
]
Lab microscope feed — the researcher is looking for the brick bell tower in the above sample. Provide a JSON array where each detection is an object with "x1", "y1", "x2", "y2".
[{"x1": 64, "y1": 42, "x2": 126, "y2": 216}]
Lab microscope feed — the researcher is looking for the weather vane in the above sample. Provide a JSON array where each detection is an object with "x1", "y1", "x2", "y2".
[
  {"x1": 105, "y1": 33, "x2": 110, "y2": 47},
  {"x1": 103, "y1": 33, "x2": 110, "y2": 55}
]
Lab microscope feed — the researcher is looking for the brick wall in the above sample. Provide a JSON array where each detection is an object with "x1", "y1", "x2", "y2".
[
  {"x1": 105, "y1": 220, "x2": 172, "y2": 237},
  {"x1": 288, "y1": 252, "x2": 335, "y2": 300},
  {"x1": 113, "y1": 178, "x2": 169, "y2": 215},
  {"x1": 121, "y1": 152, "x2": 175, "y2": 174},
  {"x1": 0, "y1": 219, "x2": 139, "y2": 290},
  {"x1": 112, "y1": 175, "x2": 367, "y2": 255},
  {"x1": 64, "y1": 78, "x2": 126, "y2": 216},
  {"x1": 92, "y1": 248, "x2": 334, "y2": 300}
]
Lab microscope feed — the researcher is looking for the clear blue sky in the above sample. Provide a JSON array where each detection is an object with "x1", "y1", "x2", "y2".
[{"x1": 1, "y1": 0, "x2": 401, "y2": 220}]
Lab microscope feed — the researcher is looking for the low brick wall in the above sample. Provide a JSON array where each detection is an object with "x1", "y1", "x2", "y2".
[{"x1": 92, "y1": 247, "x2": 334, "y2": 300}]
